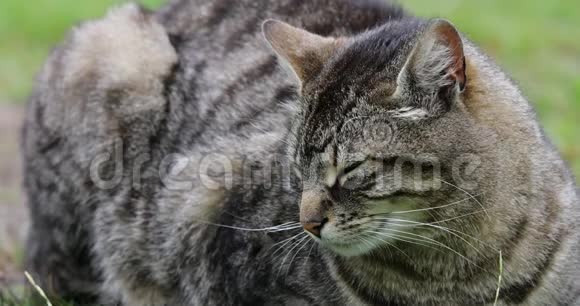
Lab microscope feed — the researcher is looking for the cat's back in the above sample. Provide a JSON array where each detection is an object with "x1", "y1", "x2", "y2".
[
  {"x1": 157, "y1": 0, "x2": 405, "y2": 40},
  {"x1": 152, "y1": 0, "x2": 407, "y2": 151},
  {"x1": 156, "y1": 0, "x2": 406, "y2": 78}
]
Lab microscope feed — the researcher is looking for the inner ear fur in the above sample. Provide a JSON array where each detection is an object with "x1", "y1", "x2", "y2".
[
  {"x1": 403, "y1": 19, "x2": 466, "y2": 93},
  {"x1": 262, "y1": 19, "x2": 342, "y2": 85}
]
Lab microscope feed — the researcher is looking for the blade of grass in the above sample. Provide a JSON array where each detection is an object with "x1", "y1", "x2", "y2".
[
  {"x1": 24, "y1": 271, "x2": 53, "y2": 306},
  {"x1": 493, "y1": 250, "x2": 503, "y2": 306}
]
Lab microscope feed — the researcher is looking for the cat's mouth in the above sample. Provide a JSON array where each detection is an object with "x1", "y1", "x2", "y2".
[
  {"x1": 314, "y1": 217, "x2": 416, "y2": 257},
  {"x1": 315, "y1": 222, "x2": 384, "y2": 257},
  {"x1": 321, "y1": 239, "x2": 376, "y2": 257}
]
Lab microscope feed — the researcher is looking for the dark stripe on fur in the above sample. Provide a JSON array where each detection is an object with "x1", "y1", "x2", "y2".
[
  {"x1": 205, "y1": 0, "x2": 235, "y2": 28},
  {"x1": 230, "y1": 85, "x2": 297, "y2": 132},
  {"x1": 223, "y1": 15, "x2": 262, "y2": 52},
  {"x1": 501, "y1": 216, "x2": 529, "y2": 262},
  {"x1": 502, "y1": 229, "x2": 565, "y2": 304}
]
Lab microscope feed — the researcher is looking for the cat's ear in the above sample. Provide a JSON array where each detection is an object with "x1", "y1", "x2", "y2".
[
  {"x1": 262, "y1": 19, "x2": 339, "y2": 85},
  {"x1": 397, "y1": 19, "x2": 466, "y2": 96}
]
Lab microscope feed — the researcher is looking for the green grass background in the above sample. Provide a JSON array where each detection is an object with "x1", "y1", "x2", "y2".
[{"x1": 0, "y1": 0, "x2": 578, "y2": 175}]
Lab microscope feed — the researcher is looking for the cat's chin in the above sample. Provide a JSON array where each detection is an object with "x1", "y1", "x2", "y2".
[{"x1": 322, "y1": 240, "x2": 378, "y2": 258}]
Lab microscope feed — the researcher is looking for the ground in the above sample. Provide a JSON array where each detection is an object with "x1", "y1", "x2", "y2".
[{"x1": 0, "y1": 105, "x2": 27, "y2": 291}]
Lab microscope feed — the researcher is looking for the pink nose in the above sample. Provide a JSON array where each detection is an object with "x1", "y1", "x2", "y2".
[
  {"x1": 300, "y1": 189, "x2": 330, "y2": 238},
  {"x1": 302, "y1": 220, "x2": 323, "y2": 237}
]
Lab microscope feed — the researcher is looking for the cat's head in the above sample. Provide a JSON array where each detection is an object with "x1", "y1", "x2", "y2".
[{"x1": 263, "y1": 19, "x2": 490, "y2": 257}]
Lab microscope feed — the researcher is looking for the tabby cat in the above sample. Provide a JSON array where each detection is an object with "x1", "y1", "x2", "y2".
[{"x1": 22, "y1": 0, "x2": 580, "y2": 305}]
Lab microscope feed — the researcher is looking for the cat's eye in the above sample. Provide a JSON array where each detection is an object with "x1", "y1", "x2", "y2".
[
  {"x1": 361, "y1": 189, "x2": 427, "y2": 201},
  {"x1": 340, "y1": 167, "x2": 376, "y2": 191},
  {"x1": 387, "y1": 190, "x2": 415, "y2": 198},
  {"x1": 341, "y1": 160, "x2": 366, "y2": 176}
]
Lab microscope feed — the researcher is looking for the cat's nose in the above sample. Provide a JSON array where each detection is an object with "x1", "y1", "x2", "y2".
[
  {"x1": 302, "y1": 217, "x2": 328, "y2": 238},
  {"x1": 300, "y1": 189, "x2": 330, "y2": 238}
]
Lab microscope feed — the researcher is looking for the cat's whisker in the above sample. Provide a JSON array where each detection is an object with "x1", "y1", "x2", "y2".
[
  {"x1": 372, "y1": 217, "x2": 500, "y2": 254},
  {"x1": 399, "y1": 215, "x2": 501, "y2": 252},
  {"x1": 367, "y1": 208, "x2": 500, "y2": 258},
  {"x1": 427, "y1": 209, "x2": 492, "y2": 226},
  {"x1": 389, "y1": 195, "x2": 481, "y2": 215},
  {"x1": 436, "y1": 179, "x2": 490, "y2": 218},
  {"x1": 194, "y1": 219, "x2": 302, "y2": 233},
  {"x1": 277, "y1": 234, "x2": 310, "y2": 277},
  {"x1": 367, "y1": 230, "x2": 443, "y2": 256},
  {"x1": 266, "y1": 224, "x2": 304, "y2": 233},
  {"x1": 270, "y1": 235, "x2": 306, "y2": 267},
  {"x1": 270, "y1": 231, "x2": 305, "y2": 248},
  {"x1": 368, "y1": 206, "x2": 493, "y2": 222},
  {"x1": 357, "y1": 233, "x2": 377, "y2": 250},
  {"x1": 285, "y1": 237, "x2": 313, "y2": 276},
  {"x1": 266, "y1": 221, "x2": 302, "y2": 227},
  {"x1": 370, "y1": 221, "x2": 486, "y2": 257},
  {"x1": 358, "y1": 233, "x2": 376, "y2": 251},
  {"x1": 373, "y1": 212, "x2": 484, "y2": 235},
  {"x1": 353, "y1": 234, "x2": 374, "y2": 256},
  {"x1": 360, "y1": 232, "x2": 414, "y2": 262},
  {"x1": 440, "y1": 227, "x2": 502, "y2": 254},
  {"x1": 269, "y1": 232, "x2": 308, "y2": 260},
  {"x1": 304, "y1": 239, "x2": 317, "y2": 263},
  {"x1": 369, "y1": 207, "x2": 491, "y2": 227},
  {"x1": 373, "y1": 225, "x2": 447, "y2": 246},
  {"x1": 368, "y1": 229, "x2": 482, "y2": 270}
]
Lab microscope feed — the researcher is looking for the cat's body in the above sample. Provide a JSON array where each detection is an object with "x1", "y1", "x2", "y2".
[{"x1": 22, "y1": 0, "x2": 580, "y2": 305}]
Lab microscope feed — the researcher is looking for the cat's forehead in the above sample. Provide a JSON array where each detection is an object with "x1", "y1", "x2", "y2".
[
  {"x1": 297, "y1": 20, "x2": 429, "y2": 161},
  {"x1": 304, "y1": 20, "x2": 424, "y2": 109},
  {"x1": 326, "y1": 19, "x2": 424, "y2": 83},
  {"x1": 349, "y1": 19, "x2": 424, "y2": 59},
  {"x1": 298, "y1": 106, "x2": 400, "y2": 162}
]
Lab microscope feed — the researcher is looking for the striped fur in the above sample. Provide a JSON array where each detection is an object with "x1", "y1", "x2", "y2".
[{"x1": 22, "y1": 0, "x2": 579, "y2": 305}]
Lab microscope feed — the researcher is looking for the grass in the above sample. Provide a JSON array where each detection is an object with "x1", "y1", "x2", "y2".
[
  {"x1": 0, "y1": 293, "x2": 74, "y2": 306},
  {"x1": 493, "y1": 251, "x2": 503, "y2": 306},
  {"x1": 1, "y1": 272, "x2": 75, "y2": 306},
  {"x1": 24, "y1": 272, "x2": 53, "y2": 306}
]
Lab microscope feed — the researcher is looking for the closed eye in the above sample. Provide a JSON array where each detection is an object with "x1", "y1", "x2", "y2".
[
  {"x1": 341, "y1": 160, "x2": 366, "y2": 176},
  {"x1": 339, "y1": 168, "x2": 376, "y2": 191},
  {"x1": 361, "y1": 189, "x2": 428, "y2": 200}
]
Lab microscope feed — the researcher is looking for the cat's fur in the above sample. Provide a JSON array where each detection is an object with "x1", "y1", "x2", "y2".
[{"x1": 22, "y1": 0, "x2": 580, "y2": 305}]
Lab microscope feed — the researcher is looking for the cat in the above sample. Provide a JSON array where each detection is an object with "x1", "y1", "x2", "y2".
[{"x1": 22, "y1": 0, "x2": 580, "y2": 305}]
